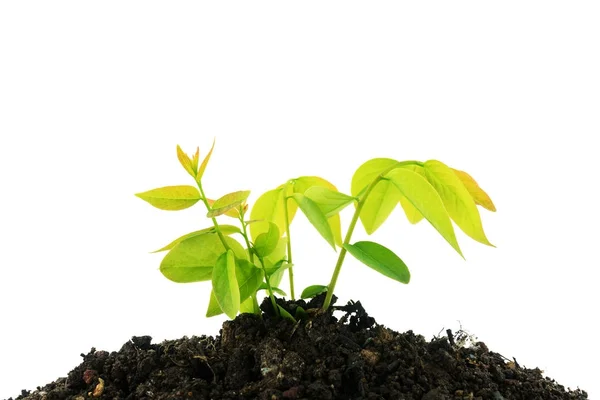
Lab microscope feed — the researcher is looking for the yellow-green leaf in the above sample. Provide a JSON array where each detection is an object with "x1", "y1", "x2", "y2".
[
  {"x1": 249, "y1": 188, "x2": 286, "y2": 242},
  {"x1": 176, "y1": 145, "x2": 196, "y2": 178},
  {"x1": 159, "y1": 233, "x2": 246, "y2": 283},
  {"x1": 424, "y1": 160, "x2": 493, "y2": 246},
  {"x1": 293, "y1": 176, "x2": 343, "y2": 246},
  {"x1": 292, "y1": 193, "x2": 336, "y2": 250},
  {"x1": 386, "y1": 168, "x2": 463, "y2": 257},
  {"x1": 451, "y1": 168, "x2": 496, "y2": 212},
  {"x1": 150, "y1": 225, "x2": 241, "y2": 253},
  {"x1": 344, "y1": 241, "x2": 410, "y2": 284},
  {"x1": 239, "y1": 295, "x2": 260, "y2": 314},
  {"x1": 197, "y1": 139, "x2": 215, "y2": 182},
  {"x1": 263, "y1": 237, "x2": 288, "y2": 288},
  {"x1": 351, "y1": 158, "x2": 403, "y2": 234},
  {"x1": 207, "y1": 199, "x2": 242, "y2": 218},
  {"x1": 207, "y1": 190, "x2": 250, "y2": 218},
  {"x1": 135, "y1": 185, "x2": 201, "y2": 211},
  {"x1": 191, "y1": 147, "x2": 200, "y2": 173},
  {"x1": 206, "y1": 258, "x2": 262, "y2": 317},
  {"x1": 212, "y1": 250, "x2": 239, "y2": 319},
  {"x1": 399, "y1": 196, "x2": 424, "y2": 224},
  {"x1": 254, "y1": 222, "x2": 280, "y2": 258},
  {"x1": 304, "y1": 186, "x2": 355, "y2": 218}
]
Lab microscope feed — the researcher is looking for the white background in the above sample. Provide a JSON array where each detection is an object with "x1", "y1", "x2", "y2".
[{"x1": 1, "y1": 2, "x2": 598, "y2": 399}]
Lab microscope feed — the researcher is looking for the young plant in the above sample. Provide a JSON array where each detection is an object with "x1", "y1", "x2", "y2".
[{"x1": 136, "y1": 142, "x2": 495, "y2": 320}]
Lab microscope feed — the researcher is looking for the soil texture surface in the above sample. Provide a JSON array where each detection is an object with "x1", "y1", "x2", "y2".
[{"x1": 6, "y1": 295, "x2": 587, "y2": 400}]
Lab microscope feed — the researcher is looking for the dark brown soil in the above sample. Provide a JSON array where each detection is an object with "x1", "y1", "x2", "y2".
[{"x1": 6, "y1": 294, "x2": 587, "y2": 400}]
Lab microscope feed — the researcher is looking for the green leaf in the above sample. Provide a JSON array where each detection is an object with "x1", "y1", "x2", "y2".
[
  {"x1": 239, "y1": 295, "x2": 260, "y2": 314},
  {"x1": 278, "y1": 305, "x2": 296, "y2": 322},
  {"x1": 423, "y1": 160, "x2": 493, "y2": 246},
  {"x1": 212, "y1": 250, "x2": 240, "y2": 319},
  {"x1": 386, "y1": 168, "x2": 463, "y2": 257},
  {"x1": 263, "y1": 259, "x2": 293, "y2": 278},
  {"x1": 292, "y1": 193, "x2": 336, "y2": 250},
  {"x1": 206, "y1": 290, "x2": 222, "y2": 317},
  {"x1": 150, "y1": 225, "x2": 241, "y2": 253},
  {"x1": 344, "y1": 241, "x2": 410, "y2": 284},
  {"x1": 249, "y1": 188, "x2": 286, "y2": 242},
  {"x1": 159, "y1": 233, "x2": 246, "y2": 283},
  {"x1": 304, "y1": 186, "x2": 355, "y2": 218},
  {"x1": 197, "y1": 139, "x2": 215, "y2": 182},
  {"x1": 235, "y1": 259, "x2": 263, "y2": 303},
  {"x1": 254, "y1": 222, "x2": 280, "y2": 258},
  {"x1": 399, "y1": 196, "x2": 424, "y2": 224},
  {"x1": 292, "y1": 176, "x2": 342, "y2": 246},
  {"x1": 207, "y1": 190, "x2": 250, "y2": 218},
  {"x1": 263, "y1": 237, "x2": 288, "y2": 288},
  {"x1": 258, "y1": 283, "x2": 287, "y2": 296},
  {"x1": 135, "y1": 185, "x2": 201, "y2": 211},
  {"x1": 295, "y1": 306, "x2": 308, "y2": 320},
  {"x1": 351, "y1": 158, "x2": 402, "y2": 234},
  {"x1": 176, "y1": 145, "x2": 196, "y2": 178},
  {"x1": 451, "y1": 168, "x2": 496, "y2": 212},
  {"x1": 300, "y1": 284, "x2": 328, "y2": 299},
  {"x1": 206, "y1": 258, "x2": 262, "y2": 318}
]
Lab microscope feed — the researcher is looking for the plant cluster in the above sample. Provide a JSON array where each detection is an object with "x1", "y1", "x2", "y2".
[{"x1": 136, "y1": 141, "x2": 496, "y2": 321}]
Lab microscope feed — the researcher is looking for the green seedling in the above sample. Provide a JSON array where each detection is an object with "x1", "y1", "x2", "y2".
[{"x1": 136, "y1": 141, "x2": 495, "y2": 320}]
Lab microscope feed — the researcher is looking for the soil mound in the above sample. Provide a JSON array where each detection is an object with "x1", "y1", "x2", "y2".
[{"x1": 6, "y1": 295, "x2": 587, "y2": 400}]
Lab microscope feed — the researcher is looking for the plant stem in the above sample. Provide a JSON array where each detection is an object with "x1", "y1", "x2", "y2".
[
  {"x1": 282, "y1": 182, "x2": 295, "y2": 299},
  {"x1": 258, "y1": 256, "x2": 280, "y2": 317},
  {"x1": 322, "y1": 160, "x2": 422, "y2": 311},
  {"x1": 196, "y1": 181, "x2": 230, "y2": 251},
  {"x1": 238, "y1": 208, "x2": 255, "y2": 264}
]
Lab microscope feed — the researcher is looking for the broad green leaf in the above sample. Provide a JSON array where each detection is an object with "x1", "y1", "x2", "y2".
[
  {"x1": 396, "y1": 164, "x2": 426, "y2": 224},
  {"x1": 136, "y1": 185, "x2": 201, "y2": 211},
  {"x1": 386, "y1": 168, "x2": 463, "y2": 257},
  {"x1": 176, "y1": 145, "x2": 196, "y2": 178},
  {"x1": 207, "y1": 199, "x2": 244, "y2": 218},
  {"x1": 212, "y1": 250, "x2": 240, "y2": 319},
  {"x1": 399, "y1": 196, "x2": 424, "y2": 224},
  {"x1": 292, "y1": 193, "x2": 336, "y2": 250},
  {"x1": 249, "y1": 188, "x2": 286, "y2": 242},
  {"x1": 351, "y1": 158, "x2": 403, "y2": 234},
  {"x1": 258, "y1": 283, "x2": 287, "y2": 296},
  {"x1": 159, "y1": 233, "x2": 246, "y2": 283},
  {"x1": 293, "y1": 176, "x2": 342, "y2": 246},
  {"x1": 451, "y1": 168, "x2": 496, "y2": 212},
  {"x1": 304, "y1": 186, "x2": 355, "y2": 218},
  {"x1": 263, "y1": 237, "x2": 288, "y2": 288},
  {"x1": 206, "y1": 258, "x2": 262, "y2": 318},
  {"x1": 206, "y1": 290, "x2": 222, "y2": 317},
  {"x1": 150, "y1": 225, "x2": 241, "y2": 253},
  {"x1": 424, "y1": 160, "x2": 493, "y2": 246},
  {"x1": 278, "y1": 305, "x2": 296, "y2": 322},
  {"x1": 254, "y1": 222, "x2": 280, "y2": 258},
  {"x1": 239, "y1": 295, "x2": 260, "y2": 314},
  {"x1": 344, "y1": 241, "x2": 410, "y2": 284},
  {"x1": 236, "y1": 258, "x2": 263, "y2": 303},
  {"x1": 300, "y1": 284, "x2": 328, "y2": 299},
  {"x1": 262, "y1": 260, "x2": 293, "y2": 278},
  {"x1": 207, "y1": 190, "x2": 250, "y2": 218},
  {"x1": 197, "y1": 139, "x2": 215, "y2": 182}
]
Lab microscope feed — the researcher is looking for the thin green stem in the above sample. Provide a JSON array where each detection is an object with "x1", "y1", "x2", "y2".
[
  {"x1": 282, "y1": 181, "x2": 295, "y2": 299},
  {"x1": 257, "y1": 256, "x2": 280, "y2": 317},
  {"x1": 238, "y1": 209, "x2": 255, "y2": 264},
  {"x1": 196, "y1": 180, "x2": 230, "y2": 251},
  {"x1": 322, "y1": 160, "x2": 422, "y2": 311}
]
